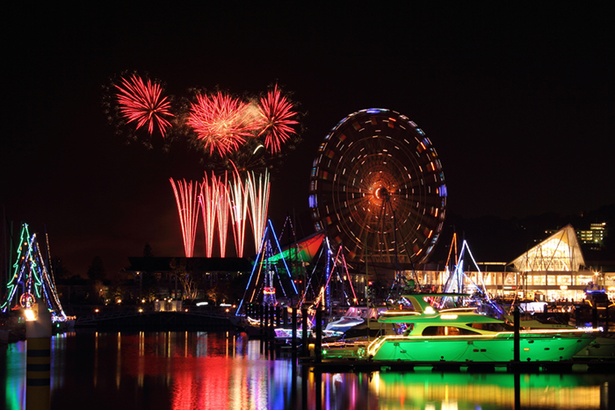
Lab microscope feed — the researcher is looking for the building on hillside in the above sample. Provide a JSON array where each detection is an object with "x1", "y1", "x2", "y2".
[{"x1": 576, "y1": 222, "x2": 607, "y2": 251}]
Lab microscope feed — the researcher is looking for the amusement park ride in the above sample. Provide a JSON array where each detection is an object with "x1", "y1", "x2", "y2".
[
  {"x1": 233, "y1": 108, "x2": 450, "y2": 329},
  {"x1": 1, "y1": 108, "x2": 451, "y2": 337}
]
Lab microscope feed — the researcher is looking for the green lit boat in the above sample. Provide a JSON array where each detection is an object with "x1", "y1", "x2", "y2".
[{"x1": 364, "y1": 293, "x2": 601, "y2": 363}]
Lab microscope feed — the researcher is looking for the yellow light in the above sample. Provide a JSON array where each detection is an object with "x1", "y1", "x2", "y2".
[
  {"x1": 424, "y1": 306, "x2": 436, "y2": 314},
  {"x1": 24, "y1": 308, "x2": 36, "y2": 322}
]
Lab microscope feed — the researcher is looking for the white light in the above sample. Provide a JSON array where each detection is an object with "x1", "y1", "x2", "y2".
[{"x1": 24, "y1": 308, "x2": 36, "y2": 322}]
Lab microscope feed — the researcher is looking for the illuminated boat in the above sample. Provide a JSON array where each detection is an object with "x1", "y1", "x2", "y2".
[
  {"x1": 274, "y1": 327, "x2": 343, "y2": 342},
  {"x1": 362, "y1": 293, "x2": 601, "y2": 363}
]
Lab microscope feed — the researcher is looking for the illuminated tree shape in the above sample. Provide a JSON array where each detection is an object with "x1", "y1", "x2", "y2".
[
  {"x1": 0, "y1": 223, "x2": 67, "y2": 321},
  {"x1": 170, "y1": 178, "x2": 200, "y2": 258}
]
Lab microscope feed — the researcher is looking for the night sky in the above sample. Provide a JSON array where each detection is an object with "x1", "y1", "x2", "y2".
[{"x1": 2, "y1": 3, "x2": 614, "y2": 277}]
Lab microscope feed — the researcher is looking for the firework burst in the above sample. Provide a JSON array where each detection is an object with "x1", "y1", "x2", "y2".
[
  {"x1": 114, "y1": 74, "x2": 174, "y2": 137},
  {"x1": 256, "y1": 84, "x2": 299, "y2": 154},
  {"x1": 187, "y1": 90, "x2": 260, "y2": 157}
]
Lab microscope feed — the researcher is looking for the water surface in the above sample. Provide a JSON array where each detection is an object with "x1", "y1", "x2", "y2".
[{"x1": 1, "y1": 330, "x2": 613, "y2": 409}]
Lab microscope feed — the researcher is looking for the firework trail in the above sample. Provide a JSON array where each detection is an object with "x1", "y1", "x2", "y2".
[
  {"x1": 228, "y1": 170, "x2": 250, "y2": 258},
  {"x1": 169, "y1": 178, "x2": 200, "y2": 257},
  {"x1": 199, "y1": 172, "x2": 218, "y2": 258},
  {"x1": 246, "y1": 169, "x2": 270, "y2": 254},
  {"x1": 187, "y1": 90, "x2": 260, "y2": 157},
  {"x1": 257, "y1": 84, "x2": 299, "y2": 154},
  {"x1": 214, "y1": 172, "x2": 231, "y2": 258},
  {"x1": 114, "y1": 73, "x2": 174, "y2": 137},
  {"x1": 199, "y1": 171, "x2": 232, "y2": 258}
]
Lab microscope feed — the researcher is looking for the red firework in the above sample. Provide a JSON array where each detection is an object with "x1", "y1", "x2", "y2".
[
  {"x1": 187, "y1": 91, "x2": 260, "y2": 157},
  {"x1": 257, "y1": 84, "x2": 298, "y2": 154},
  {"x1": 114, "y1": 74, "x2": 174, "y2": 137}
]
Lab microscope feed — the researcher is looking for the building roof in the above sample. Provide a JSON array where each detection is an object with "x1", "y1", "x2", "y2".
[{"x1": 509, "y1": 224, "x2": 586, "y2": 272}]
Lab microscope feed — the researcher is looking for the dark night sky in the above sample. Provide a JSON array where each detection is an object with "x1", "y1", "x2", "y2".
[{"x1": 2, "y1": 2, "x2": 614, "y2": 277}]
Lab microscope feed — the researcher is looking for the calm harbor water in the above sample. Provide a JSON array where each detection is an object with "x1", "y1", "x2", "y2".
[{"x1": 1, "y1": 330, "x2": 614, "y2": 410}]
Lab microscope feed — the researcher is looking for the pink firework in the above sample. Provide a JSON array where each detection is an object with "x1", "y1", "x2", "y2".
[
  {"x1": 169, "y1": 178, "x2": 200, "y2": 258},
  {"x1": 257, "y1": 84, "x2": 299, "y2": 154},
  {"x1": 187, "y1": 91, "x2": 260, "y2": 157},
  {"x1": 114, "y1": 74, "x2": 174, "y2": 137}
]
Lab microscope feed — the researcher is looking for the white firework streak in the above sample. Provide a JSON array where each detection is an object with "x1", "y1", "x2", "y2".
[
  {"x1": 246, "y1": 169, "x2": 271, "y2": 255},
  {"x1": 229, "y1": 170, "x2": 249, "y2": 258},
  {"x1": 215, "y1": 172, "x2": 230, "y2": 258}
]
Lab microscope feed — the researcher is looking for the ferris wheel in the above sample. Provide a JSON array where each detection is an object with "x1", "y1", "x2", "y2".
[{"x1": 308, "y1": 108, "x2": 447, "y2": 268}]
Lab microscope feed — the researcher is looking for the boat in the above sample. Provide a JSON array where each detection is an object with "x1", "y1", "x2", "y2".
[
  {"x1": 332, "y1": 293, "x2": 601, "y2": 363},
  {"x1": 274, "y1": 327, "x2": 344, "y2": 343},
  {"x1": 324, "y1": 305, "x2": 391, "y2": 335}
]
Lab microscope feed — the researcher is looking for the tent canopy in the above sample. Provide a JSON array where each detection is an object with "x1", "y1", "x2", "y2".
[{"x1": 509, "y1": 224, "x2": 585, "y2": 272}]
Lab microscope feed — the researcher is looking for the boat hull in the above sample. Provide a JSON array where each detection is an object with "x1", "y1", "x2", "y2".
[{"x1": 367, "y1": 332, "x2": 597, "y2": 362}]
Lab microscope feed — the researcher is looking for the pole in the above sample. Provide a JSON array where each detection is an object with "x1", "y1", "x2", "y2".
[
  {"x1": 315, "y1": 308, "x2": 322, "y2": 363},
  {"x1": 514, "y1": 305, "x2": 520, "y2": 363},
  {"x1": 26, "y1": 300, "x2": 52, "y2": 410},
  {"x1": 301, "y1": 306, "x2": 308, "y2": 357},
  {"x1": 291, "y1": 306, "x2": 297, "y2": 362}
]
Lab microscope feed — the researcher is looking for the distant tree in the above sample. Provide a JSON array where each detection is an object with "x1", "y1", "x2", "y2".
[
  {"x1": 143, "y1": 243, "x2": 154, "y2": 257},
  {"x1": 50, "y1": 257, "x2": 71, "y2": 280},
  {"x1": 87, "y1": 256, "x2": 106, "y2": 282},
  {"x1": 169, "y1": 258, "x2": 192, "y2": 299}
]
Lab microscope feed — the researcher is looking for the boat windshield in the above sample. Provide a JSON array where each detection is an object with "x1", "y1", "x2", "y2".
[{"x1": 420, "y1": 326, "x2": 482, "y2": 336}]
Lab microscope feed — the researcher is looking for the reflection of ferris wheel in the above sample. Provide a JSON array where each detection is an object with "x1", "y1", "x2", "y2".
[{"x1": 308, "y1": 108, "x2": 447, "y2": 268}]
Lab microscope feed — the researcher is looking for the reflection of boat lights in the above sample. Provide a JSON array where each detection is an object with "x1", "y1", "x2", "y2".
[{"x1": 264, "y1": 287, "x2": 275, "y2": 295}]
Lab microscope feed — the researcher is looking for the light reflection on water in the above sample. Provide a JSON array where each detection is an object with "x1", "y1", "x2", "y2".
[{"x1": 1, "y1": 330, "x2": 613, "y2": 409}]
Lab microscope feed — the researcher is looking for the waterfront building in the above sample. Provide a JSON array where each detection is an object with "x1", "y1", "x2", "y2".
[{"x1": 413, "y1": 224, "x2": 614, "y2": 303}]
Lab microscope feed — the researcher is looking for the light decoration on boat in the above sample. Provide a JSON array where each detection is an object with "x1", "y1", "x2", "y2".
[
  {"x1": 423, "y1": 306, "x2": 436, "y2": 314},
  {"x1": 235, "y1": 219, "x2": 298, "y2": 314},
  {"x1": 0, "y1": 223, "x2": 68, "y2": 321}
]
